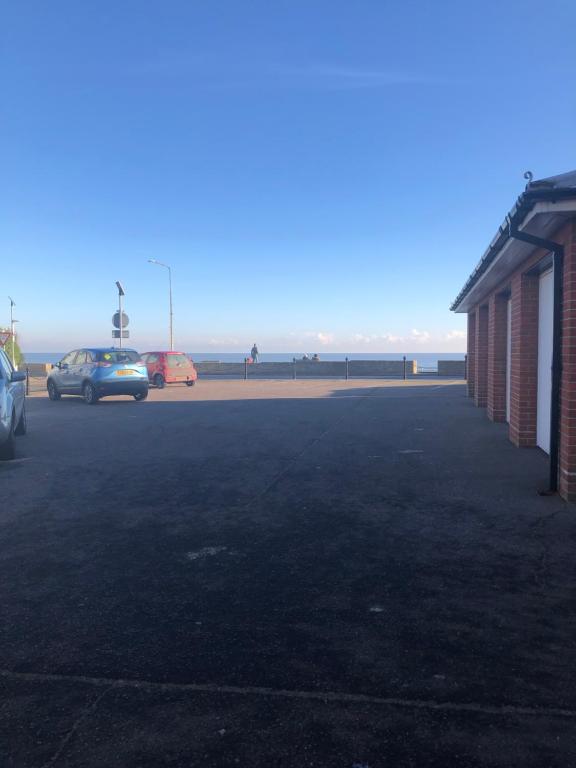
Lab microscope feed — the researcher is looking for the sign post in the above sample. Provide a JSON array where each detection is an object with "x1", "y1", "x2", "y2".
[
  {"x1": 112, "y1": 310, "x2": 129, "y2": 342},
  {"x1": 115, "y1": 282, "x2": 126, "y2": 349}
]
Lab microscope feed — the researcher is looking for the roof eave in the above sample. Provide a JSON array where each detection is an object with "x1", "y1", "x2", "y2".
[{"x1": 451, "y1": 188, "x2": 576, "y2": 312}]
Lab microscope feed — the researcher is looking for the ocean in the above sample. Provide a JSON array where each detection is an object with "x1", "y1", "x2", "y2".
[{"x1": 23, "y1": 351, "x2": 465, "y2": 367}]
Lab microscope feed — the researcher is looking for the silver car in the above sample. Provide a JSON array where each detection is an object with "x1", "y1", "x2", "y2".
[{"x1": 0, "y1": 349, "x2": 27, "y2": 460}]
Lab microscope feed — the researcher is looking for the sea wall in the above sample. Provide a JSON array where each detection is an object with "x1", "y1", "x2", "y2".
[
  {"x1": 194, "y1": 359, "x2": 419, "y2": 378},
  {"x1": 437, "y1": 360, "x2": 466, "y2": 377}
]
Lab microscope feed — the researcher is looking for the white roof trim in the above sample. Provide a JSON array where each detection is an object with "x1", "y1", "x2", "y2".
[{"x1": 530, "y1": 200, "x2": 576, "y2": 215}]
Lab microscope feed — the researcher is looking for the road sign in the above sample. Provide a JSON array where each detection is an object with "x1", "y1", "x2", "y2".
[
  {"x1": 112, "y1": 311, "x2": 129, "y2": 329},
  {"x1": 0, "y1": 331, "x2": 12, "y2": 348},
  {"x1": 112, "y1": 330, "x2": 130, "y2": 339}
]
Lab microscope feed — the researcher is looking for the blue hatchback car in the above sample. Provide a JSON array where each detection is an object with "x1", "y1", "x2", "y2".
[{"x1": 47, "y1": 348, "x2": 149, "y2": 404}]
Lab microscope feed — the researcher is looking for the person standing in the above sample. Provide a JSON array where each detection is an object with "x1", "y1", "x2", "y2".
[{"x1": 251, "y1": 343, "x2": 259, "y2": 363}]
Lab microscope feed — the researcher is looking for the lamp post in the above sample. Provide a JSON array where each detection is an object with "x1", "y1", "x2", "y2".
[
  {"x1": 147, "y1": 259, "x2": 173, "y2": 351},
  {"x1": 8, "y1": 297, "x2": 16, "y2": 367}
]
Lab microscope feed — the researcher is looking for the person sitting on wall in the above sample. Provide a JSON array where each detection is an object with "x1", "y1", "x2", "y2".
[
  {"x1": 302, "y1": 354, "x2": 309, "y2": 360},
  {"x1": 251, "y1": 344, "x2": 259, "y2": 363},
  {"x1": 312, "y1": 353, "x2": 320, "y2": 362}
]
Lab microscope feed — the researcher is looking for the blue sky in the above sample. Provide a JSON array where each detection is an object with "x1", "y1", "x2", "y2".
[{"x1": 2, "y1": 0, "x2": 575, "y2": 353}]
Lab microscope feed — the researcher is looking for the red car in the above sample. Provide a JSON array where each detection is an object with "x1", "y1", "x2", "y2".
[{"x1": 141, "y1": 352, "x2": 198, "y2": 389}]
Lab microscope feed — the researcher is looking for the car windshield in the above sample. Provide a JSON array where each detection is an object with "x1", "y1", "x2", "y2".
[
  {"x1": 166, "y1": 354, "x2": 190, "y2": 368},
  {"x1": 97, "y1": 350, "x2": 141, "y2": 364}
]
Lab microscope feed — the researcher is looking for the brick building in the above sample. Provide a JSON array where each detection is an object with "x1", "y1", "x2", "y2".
[{"x1": 452, "y1": 170, "x2": 576, "y2": 501}]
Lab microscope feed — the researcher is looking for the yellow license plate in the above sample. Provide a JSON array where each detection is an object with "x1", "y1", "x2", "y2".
[{"x1": 116, "y1": 369, "x2": 134, "y2": 376}]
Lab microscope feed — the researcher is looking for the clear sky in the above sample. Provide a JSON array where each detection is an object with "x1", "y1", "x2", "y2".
[{"x1": 2, "y1": 0, "x2": 575, "y2": 353}]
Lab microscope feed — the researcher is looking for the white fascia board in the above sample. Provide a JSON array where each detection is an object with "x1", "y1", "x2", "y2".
[
  {"x1": 453, "y1": 200, "x2": 576, "y2": 313},
  {"x1": 531, "y1": 200, "x2": 576, "y2": 216}
]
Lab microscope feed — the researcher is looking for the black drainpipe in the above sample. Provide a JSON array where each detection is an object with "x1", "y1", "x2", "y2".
[{"x1": 506, "y1": 216, "x2": 564, "y2": 493}]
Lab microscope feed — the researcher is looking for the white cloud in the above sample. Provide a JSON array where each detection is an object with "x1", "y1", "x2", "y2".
[
  {"x1": 410, "y1": 329, "x2": 431, "y2": 344},
  {"x1": 207, "y1": 336, "x2": 242, "y2": 347},
  {"x1": 316, "y1": 332, "x2": 334, "y2": 346},
  {"x1": 353, "y1": 333, "x2": 403, "y2": 345},
  {"x1": 302, "y1": 331, "x2": 334, "y2": 346},
  {"x1": 445, "y1": 330, "x2": 466, "y2": 341},
  {"x1": 166, "y1": 328, "x2": 466, "y2": 354}
]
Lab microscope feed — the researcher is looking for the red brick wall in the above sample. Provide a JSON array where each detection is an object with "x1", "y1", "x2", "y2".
[
  {"x1": 560, "y1": 221, "x2": 576, "y2": 501},
  {"x1": 468, "y1": 218, "x2": 576, "y2": 501},
  {"x1": 474, "y1": 305, "x2": 488, "y2": 408},
  {"x1": 487, "y1": 294, "x2": 508, "y2": 422},
  {"x1": 464, "y1": 218, "x2": 576, "y2": 502},
  {"x1": 467, "y1": 312, "x2": 476, "y2": 398}
]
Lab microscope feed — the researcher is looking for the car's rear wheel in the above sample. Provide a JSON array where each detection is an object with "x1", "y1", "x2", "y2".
[
  {"x1": 0, "y1": 412, "x2": 16, "y2": 460},
  {"x1": 83, "y1": 382, "x2": 99, "y2": 405},
  {"x1": 185, "y1": 380, "x2": 195, "y2": 387},
  {"x1": 47, "y1": 380, "x2": 61, "y2": 401},
  {"x1": 154, "y1": 374, "x2": 165, "y2": 389},
  {"x1": 14, "y1": 403, "x2": 27, "y2": 435},
  {"x1": 133, "y1": 391, "x2": 148, "y2": 401}
]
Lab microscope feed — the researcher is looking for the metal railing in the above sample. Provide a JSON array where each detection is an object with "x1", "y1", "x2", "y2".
[
  {"x1": 208, "y1": 357, "x2": 430, "y2": 381},
  {"x1": 25, "y1": 369, "x2": 48, "y2": 394}
]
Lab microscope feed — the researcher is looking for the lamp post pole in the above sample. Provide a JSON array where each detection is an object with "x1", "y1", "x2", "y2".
[
  {"x1": 167, "y1": 265, "x2": 173, "y2": 352},
  {"x1": 8, "y1": 297, "x2": 16, "y2": 367},
  {"x1": 148, "y1": 260, "x2": 173, "y2": 351}
]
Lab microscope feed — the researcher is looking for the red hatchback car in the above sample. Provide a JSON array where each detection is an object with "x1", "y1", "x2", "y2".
[{"x1": 141, "y1": 352, "x2": 198, "y2": 389}]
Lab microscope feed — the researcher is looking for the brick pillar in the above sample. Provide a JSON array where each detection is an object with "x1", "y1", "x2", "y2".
[
  {"x1": 487, "y1": 294, "x2": 508, "y2": 422},
  {"x1": 509, "y1": 271, "x2": 538, "y2": 447},
  {"x1": 560, "y1": 222, "x2": 576, "y2": 501},
  {"x1": 474, "y1": 305, "x2": 488, "y2": 408},
  {"x1": 467, "y1": 312, "x2": 476, "y2": 398}
]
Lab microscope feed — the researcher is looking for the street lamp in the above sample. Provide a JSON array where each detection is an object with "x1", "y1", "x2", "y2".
[{"x1": 147, "y1": 259, "x2": 173, "y2": 351}]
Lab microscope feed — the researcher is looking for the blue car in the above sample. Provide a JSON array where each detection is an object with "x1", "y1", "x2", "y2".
[
  {"x1": 0, "y1": 348, "x2": 27, "y2": 459},
  {"x1": 47, "y1": 348, "x2": 149, "y2": 404}
]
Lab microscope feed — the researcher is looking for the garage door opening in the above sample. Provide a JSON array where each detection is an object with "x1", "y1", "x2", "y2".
[{"x1": 537, "y1": 269, "x2": 553, "y2": 453}]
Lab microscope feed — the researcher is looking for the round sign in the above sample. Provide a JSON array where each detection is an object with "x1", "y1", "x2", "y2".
[{"x1": 112, "y1": 311, "x2": 129, "y2": 329}]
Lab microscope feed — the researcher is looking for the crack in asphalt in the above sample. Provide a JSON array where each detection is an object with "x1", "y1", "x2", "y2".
[
  {"x1": 39, "y1": 683, "x2": 115, "y2": 768},
  {"x1": 3, "y1": 669, "x2": 576, "y2": 721},
  {"x1": 245, "y1": 385, "x2": 381, "y2": 505}
]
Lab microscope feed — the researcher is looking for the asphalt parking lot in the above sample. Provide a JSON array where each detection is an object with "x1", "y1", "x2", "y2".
[{"x1": 1, "y1": 379, "x2": 576, "y2": 767}]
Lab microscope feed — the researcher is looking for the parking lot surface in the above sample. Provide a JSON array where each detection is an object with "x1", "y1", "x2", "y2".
[{"x1": 1, "y1": 379, "x2": 576, "y2": 767}]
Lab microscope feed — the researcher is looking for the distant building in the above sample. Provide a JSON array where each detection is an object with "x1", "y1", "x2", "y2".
[{"x1": 452, "y1": 170, "x2": 576, "y2": 501}]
